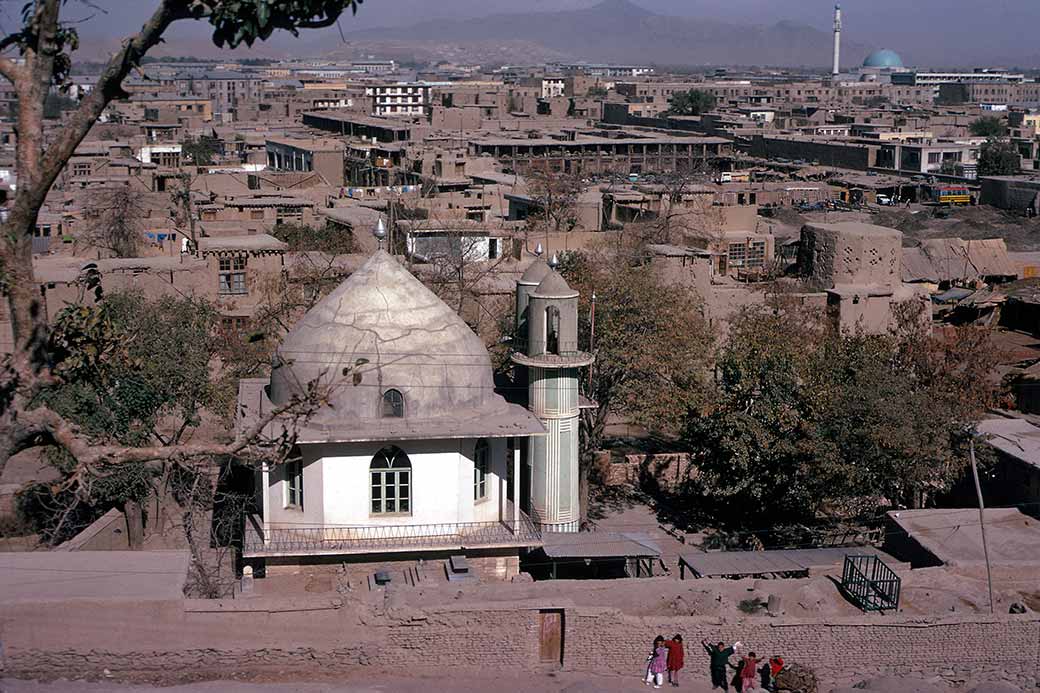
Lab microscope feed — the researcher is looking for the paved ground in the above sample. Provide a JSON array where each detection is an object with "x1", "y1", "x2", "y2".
[{"x1": 0, "y1": 673, "x2": 722, "y2": 693}]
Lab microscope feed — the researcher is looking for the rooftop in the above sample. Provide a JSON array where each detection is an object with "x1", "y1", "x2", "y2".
[
  {"x1": 198, "y1": 234, "x2": 288, "y2": 253},
  {"x1": 0, "y1": 551, "x2": 189, "y2": 603}
]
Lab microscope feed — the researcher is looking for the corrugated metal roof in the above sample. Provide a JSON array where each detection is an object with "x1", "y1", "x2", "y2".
[
  {"x1": 540, "y1": 531, "x2": 661, "y2": 559},
  {"x1": 678, "y1": 547, "x2": 882, "y2": 578}
]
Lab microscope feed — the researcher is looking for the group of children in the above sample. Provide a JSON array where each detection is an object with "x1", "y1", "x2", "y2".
[
  {"x1": 644, "y1": 635, "x2": 785, "y2": 691},
  {"x1": 643, "y1": 634, "x2": 685, "y2": 688}
]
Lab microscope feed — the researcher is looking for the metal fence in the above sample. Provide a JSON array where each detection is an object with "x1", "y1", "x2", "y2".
[
  {"x1": 243, "y1": 513, "x2": 542, "y2": 557},
  {"x1": 841, "y1": 554, "x2": 901, "y2": 612}
]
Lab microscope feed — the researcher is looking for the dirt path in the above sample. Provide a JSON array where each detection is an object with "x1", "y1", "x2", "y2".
[{"x1": 1, "y1": 672, "x2": 721, "y2": 693}]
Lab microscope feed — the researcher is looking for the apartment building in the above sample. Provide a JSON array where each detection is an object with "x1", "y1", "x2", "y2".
[{"x1": 366, "y1": 83, "x2": 432, "y2": 117}]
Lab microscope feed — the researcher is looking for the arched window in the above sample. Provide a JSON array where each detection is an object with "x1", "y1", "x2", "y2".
[
  {"x1": 473, "y1": 439, "x2": 489, "y2": 501},
  {"x1": 546, "y1": 305, "x2": 560, "y2": 355},
  {"x1": 381, "y1": 389, "x2": 404, "y2": 418},
  {"x1": 370, "y1": 446, "x2": 411, "y2": 515}
]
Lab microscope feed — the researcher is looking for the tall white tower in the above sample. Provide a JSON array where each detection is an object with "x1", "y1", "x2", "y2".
[
  {"x1": 512, "y1": 256, "x2": 593, "y2": 533},
  {"x1": 832, "y1": 4, "x2": 842, "y2": 78}
]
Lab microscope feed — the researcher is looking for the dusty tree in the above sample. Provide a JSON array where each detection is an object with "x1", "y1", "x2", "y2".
[
  {"x1": 0, "y1": 0, "x2": 367, "y2": 482},
  {"x1": 79, "y1": 186, "x2": 145, "y2": 258},
  {"x1": 524, "y1": 165, "x2": 583, "y2": 240},
  {"x1": 623, "y1": 164, "x2": 722, "y2": 248},
  {"x1": 559, "y1": 244, "x2": 714, "y2": 522}
]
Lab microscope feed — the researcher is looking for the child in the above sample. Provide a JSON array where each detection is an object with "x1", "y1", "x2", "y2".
[
  {"x1": 644, "y1": 635, "x2": 669, "y2": 689},
  {"x1": 740, "y1": 651, "x2": 763, "y2": 692},
  {"x1": 665, "y1": 634, "x2": 685, "y2": 687}
]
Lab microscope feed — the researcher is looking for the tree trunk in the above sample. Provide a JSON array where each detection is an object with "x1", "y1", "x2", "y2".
[{"x1": 124, "y1": 499, "x2": 145, "y2": 550}]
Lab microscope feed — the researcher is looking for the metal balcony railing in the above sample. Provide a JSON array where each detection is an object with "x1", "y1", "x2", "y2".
[{"x1": 242, "y1": 513, "x2": 542, "y2": 558}]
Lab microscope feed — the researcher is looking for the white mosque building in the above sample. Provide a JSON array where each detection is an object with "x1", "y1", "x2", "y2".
[{"x1": 237, "y1": 249, "x2": 591, "y2": 579}]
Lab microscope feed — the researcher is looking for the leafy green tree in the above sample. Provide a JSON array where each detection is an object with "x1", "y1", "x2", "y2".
[
  {"x1": 272, "y1": 221, "x2": 354, "y2": 254},
  {"x1": 681, "y1": 300, "x2": 998, "y2": 531},
  {"x1": 0, "y1": 0, "x2": 367, "y2": 482},
  {"x1": 666, "y1": 89, "x2": 716, "y2": 116},
  {"x1": 978, "y1": 138, "x2": 1021, "y2": 176},
  {"x1": 970, "y1": 116, "x2": 1006, "y2": 138},
  {"x1": 181, "y1": 135, "x2": 221, "y2": 165},
  {"x1": 22, "y1": 291, "x2": 226, "y2": 545}
]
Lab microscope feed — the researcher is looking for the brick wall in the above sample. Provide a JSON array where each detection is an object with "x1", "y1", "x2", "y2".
[
  {"x1": 3, "y1": 598, "x2": 1038, "y2": 689},
  {"x1": 565, "y1": 610, "x2": 1040, "y2": 690},
  {"x1": 602, "y1": 452, "x2": 695, "y2": 492}
]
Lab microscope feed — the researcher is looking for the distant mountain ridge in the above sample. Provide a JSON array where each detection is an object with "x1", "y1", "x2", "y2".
[{"x1": 339, "y1": 0, "x2": 871, "y2": 68}]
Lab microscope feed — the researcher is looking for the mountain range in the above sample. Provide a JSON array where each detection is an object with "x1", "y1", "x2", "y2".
[{"x1": 335, "y1": 0, "x2": 871, "y2": 68}]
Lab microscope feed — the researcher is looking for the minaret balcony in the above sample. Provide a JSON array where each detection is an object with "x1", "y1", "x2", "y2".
[{"x1": 511, "y1": 350, "x2": 595, "y2": 368}]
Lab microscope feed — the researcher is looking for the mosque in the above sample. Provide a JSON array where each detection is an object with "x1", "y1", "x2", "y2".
[
  {"x1": 858, "y1": 48, "x2": 906, "y2": 82},
  {"x1": 237, "y1": 247, "x2": 591, "y2": 580}
]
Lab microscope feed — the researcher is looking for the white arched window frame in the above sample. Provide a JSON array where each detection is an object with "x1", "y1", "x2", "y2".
[
  {"x1": 474, "y1": 439, "x2": 489, "y2": 501},
  {"x1": 370, "y1": 446, "x2": 411, "y2": 515}
]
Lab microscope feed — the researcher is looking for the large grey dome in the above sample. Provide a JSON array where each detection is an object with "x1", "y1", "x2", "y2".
[{"x1": 269, "y1": 251, "x2": 496, "y2": 424}]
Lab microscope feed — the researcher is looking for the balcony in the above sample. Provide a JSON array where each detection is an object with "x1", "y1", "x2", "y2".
[{"x1": 242, "y1": 513, "x2": 542, "y2": 558}]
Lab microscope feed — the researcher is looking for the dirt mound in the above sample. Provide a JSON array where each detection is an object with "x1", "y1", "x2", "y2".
[
  {"x1": 967, "y1": 683, "x2": 1023, "y2": 693},
  {"x1": 831, "y1": 676, "x2": 948, "y2": 693},
  {"x1": 772, "y1": 206, "x2": 807, "y2": 228},
  {"x1": 775, "y1": 663, "x2": 818, "y2": 692},
  {"x1": 871, "y1": 209, "x2": 931, "y2": 234}
]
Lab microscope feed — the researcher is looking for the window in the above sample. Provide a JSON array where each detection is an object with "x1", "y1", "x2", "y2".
[
  {"x1": 218, "y1": 255, "x2": 247, "y2": 295},
  {"x1": 370, "y1": 446, "x2": 411, "y2": 514},
  {"x1": 505, "y1": 438, "x2": 515, "y2": 502},
  {"x1": 546, "y1": 305, "x2": 561, "y2": 355},
  {"x1": 221, "y1": 316, "x2": 249, "y2": 331},
  {"x1": 927, "y1": 152, "x2": 942, "y2": 164},
  {"x1": 381, "y1": 389, "x2": 404, "y2": 418},
  {"x1": 286, "y1": 460, "x2": 303, "y2": 508},
  {"x1": 474, "y1": 439, "x2": 489, "y2": 501}
]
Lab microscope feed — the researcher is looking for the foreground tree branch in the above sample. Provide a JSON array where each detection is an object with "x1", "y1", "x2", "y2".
[{"x1": 0, "y1": 0, "x2": 366, "y2": 483}]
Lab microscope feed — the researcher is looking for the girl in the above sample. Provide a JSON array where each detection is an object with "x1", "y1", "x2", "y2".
[
  {"x1": 644, "y1": 635, "x2": 669, "y2": 689},
  {"x1": 740, "y1": 651, "x2": 763, "y2": 692}
]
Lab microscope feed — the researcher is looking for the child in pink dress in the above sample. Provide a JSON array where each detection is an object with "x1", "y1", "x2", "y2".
[{"x1": 644, "y1": 635, "x2": 669, "y2": 689}]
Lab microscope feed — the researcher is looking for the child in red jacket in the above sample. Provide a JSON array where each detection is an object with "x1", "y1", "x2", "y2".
[{"x1": 665, "y1": 634, "x2": 685, "y2": 687}]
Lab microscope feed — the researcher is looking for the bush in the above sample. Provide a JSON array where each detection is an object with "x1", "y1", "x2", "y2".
[{"x1": 738, "y1": 598, "x2": 765, "y2": 614}]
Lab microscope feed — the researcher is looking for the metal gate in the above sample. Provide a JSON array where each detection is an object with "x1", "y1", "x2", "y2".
[{"x1": 841, "y1": 554, "x2": 901, "y2": 612}]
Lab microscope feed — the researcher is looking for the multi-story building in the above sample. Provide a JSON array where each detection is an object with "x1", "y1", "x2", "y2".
[
  {"x1": 366, "y1": 83, "x2": 432, "y2": 117},
  {"x1": 265, "y1": 137, "x2": 345, "y2": 187}
]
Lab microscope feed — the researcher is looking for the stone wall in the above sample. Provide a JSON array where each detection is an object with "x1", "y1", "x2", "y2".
[{"x1": 3, "y1": 597, "x2": 1038, "y2": 690}]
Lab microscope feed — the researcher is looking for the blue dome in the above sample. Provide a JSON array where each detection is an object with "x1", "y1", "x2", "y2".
[{"x1": 862, "y1": 49, "x2": 904, "y2": 69}]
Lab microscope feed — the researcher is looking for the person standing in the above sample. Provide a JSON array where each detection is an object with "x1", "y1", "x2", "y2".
[
  {"x1": 740, "y1": 651, "x2": 763, "y2": 692},
  {"x1": 766, "y1": 655, "x2": 785, "y2": 691},
  {"x1": 665, "y1": 634, "x2": 685, "y2": 687},
  {"x1": 702, "y1": 639, "x2": 740, "y2": 691},
  {"x1": 645, "y1": 635, "x2": 669, "y2": 689}
]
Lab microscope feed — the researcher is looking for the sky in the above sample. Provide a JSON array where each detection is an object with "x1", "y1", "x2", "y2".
[{"x1": 47, "y1": 0, "x2": 1040, "y2": 67}]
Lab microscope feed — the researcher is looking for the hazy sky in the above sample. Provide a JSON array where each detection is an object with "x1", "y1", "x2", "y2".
[{"x1": 47, "y1": 0, "x2": 1040, "y2": 67}]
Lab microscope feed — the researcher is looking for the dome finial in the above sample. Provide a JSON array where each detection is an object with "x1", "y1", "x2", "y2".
[
  {"x1": 374, "y1": 218, "x2": 387, "y2": 250},
  {"x1": 549, "y1": 252, "x2": 559, "y2": 270},
  {"x1": 534, "y1": 242, "x2": 544, "y2": 257}
]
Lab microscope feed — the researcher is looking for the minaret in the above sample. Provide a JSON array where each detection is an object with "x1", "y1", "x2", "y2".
[
  {"x1": 512, "y1": 254, "x2": 594, "y2": 533},
  {"x1": 832, "y1": 4, "x2": 842, "y2": 78}
]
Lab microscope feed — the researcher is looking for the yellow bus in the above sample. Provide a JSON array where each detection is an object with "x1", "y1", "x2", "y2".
[{"x1": 930, "y1": 185, "x2": 972, "y2": 205}]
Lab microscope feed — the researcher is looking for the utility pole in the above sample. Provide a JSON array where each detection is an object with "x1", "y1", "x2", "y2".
[{"x1": 969, "y1": 437, "x2": 995, "y2": 614}]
